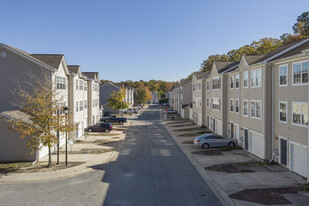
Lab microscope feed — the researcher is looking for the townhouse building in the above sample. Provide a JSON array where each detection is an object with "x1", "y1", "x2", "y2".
[
  {"x1": 204, "y1": 62, "x2": 239, "y2": 136},
  {"x1": 190, "y1": 72, "x2": 207, "y2": 125},
  {"x1": 268, "y1": 41, "x2": 309, "y2": 178},
  {"x1": 0, "y1": 43, "x2": 101, "y2": 162},
  {"x1": 68, "y1": 65, "x2": 89, "y2": 139},
  {"x1": 100, "y1": 82, "x2": 134, "y2": 114},
  {"x1": 0, "y1": 44, "x2": 70, "y2": 161},
  {"x1": 179, "y1": 79, "x2": 192, "y2": 119},
  {"x1": 82, "y1": 72, "x2": 100, "y2": 126}
]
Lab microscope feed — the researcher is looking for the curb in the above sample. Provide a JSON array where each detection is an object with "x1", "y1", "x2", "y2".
[
  {"x1": 162, "y1": 121, "x2": 236, "y2": 206},
  {"x1": 0, "y1": 150, "x2": 118, "y2": 184}
]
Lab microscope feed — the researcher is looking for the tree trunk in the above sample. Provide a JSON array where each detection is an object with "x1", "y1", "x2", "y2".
[{"x1": 47, "y1": 146, "x2": 52, "y2": 167}]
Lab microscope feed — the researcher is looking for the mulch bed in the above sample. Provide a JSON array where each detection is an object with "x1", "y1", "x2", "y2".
[
  {"x1": 170, "y1": 123, "x2": 196, "y2": 128},
  {"x1": 229, "y1": 187, "x2": 304, "y2": 205},
  {"x1": 205, "y1": 163, "x2": 255, "y2": 173},
  {"x1": 0, "y1": 162, "x2": 84, "y2": 174},
  {"x1": 191, "y1": 150, "x2": 223, "y2": 156}
]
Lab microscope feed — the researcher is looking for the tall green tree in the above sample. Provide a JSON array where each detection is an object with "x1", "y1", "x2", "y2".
[
  {"x1": 293, "y1": 11, "x2": 309, "y2": 37},
  {"x1": 250, "y1": 37, "x2": 283, "y2": 54}
]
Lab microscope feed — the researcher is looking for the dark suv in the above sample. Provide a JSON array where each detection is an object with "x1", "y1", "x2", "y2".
[{"x1": 85, "y1": 123, "x2": 113, "y2": 132}]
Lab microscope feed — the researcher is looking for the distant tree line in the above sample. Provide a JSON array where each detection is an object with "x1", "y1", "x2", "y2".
[{"x1": 187, "y1": 11, "x2": 309, "y2": 79}]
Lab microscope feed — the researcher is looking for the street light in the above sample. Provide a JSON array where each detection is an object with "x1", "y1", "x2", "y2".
[{"x1": 63, "y1": 106, "x2": 69, "y2": 166}]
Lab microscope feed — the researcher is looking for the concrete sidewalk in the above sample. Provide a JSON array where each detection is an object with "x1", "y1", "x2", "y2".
[
  {"x1": 0, "y1": 124, "x2": 129, "y2": 184},
  {"x1": 163, "y1": 119, "x2": 309, "y2": 206}
]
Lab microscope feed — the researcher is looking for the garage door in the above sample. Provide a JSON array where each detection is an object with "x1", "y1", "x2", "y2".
[
  {"x1": 249, "y1": 131, "x2": 264, "y2": 159},
  {"x1": 290, "y1": 143, "x2": 307, "y2": 177},
  {"x1": 216, "y1": 120, "x2": 222, "y2": 135}
]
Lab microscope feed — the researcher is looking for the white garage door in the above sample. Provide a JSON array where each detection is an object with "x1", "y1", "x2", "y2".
[
  {"x1": 290, "y1": 143, "x2": 307, "y2": 177},
  {"x1": 249, "y1": 131, "x2": 264, "y2": 159},
  {"x1": 216, "y1": 120, "x2": 222, "y2": 135},
  {"x1": 198, "y1": 114, "x2": 202, "y2": 126}
]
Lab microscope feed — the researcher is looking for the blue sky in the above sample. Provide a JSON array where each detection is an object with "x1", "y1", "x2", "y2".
[{"x1": 0, "y1": 0, "x2": 307, "y2": 82}]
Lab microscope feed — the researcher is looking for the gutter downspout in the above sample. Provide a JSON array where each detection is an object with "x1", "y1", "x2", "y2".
[{"x1": 271, "y1": 62, "x2": 275, "y2": 163}]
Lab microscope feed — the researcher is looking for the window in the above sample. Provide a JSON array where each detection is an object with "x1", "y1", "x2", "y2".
[
  {"x1": 76, "y1": 79, "x2": 78, "y2": 90},
  {"x1": 206, "y1": 98, "x2": 209, "y2": 108},
  {"x1": 56, "y1": 76, "x2": 66, "y2": 90},
  {"x1": 243, "y1": 71, "x2": 248, "y2": 88},
  {"x1": 212, "y1": 78, "x2": 220, "y2": 89},
  {"x1": 196, "y1": 83, "x2": 201, "y2": 91},
  {"x1": 230, "y1": 76, "x2": 234, "y2": 88},
  {"x1": 76, "y1": 101, "x2": 79, "y2": 112},
  {"x1": 230, "y1": 99, "x2": 234, "y2": 112},
  {"x1": 84, "y1": 82, "x2": 87, "y2": 91},
  {"x1": 251, "y1": 69, "x2": 262, "y2": 87},
  {"x1": 193, "y1": 84, "x2": 196, "y2": 91},
  {"x1": 84, "y1": 100, "x2": 87, "y2": 109},
  {"x1": 279, "y1": 65, "x2": 288, "y2": 86},
  {"x1": 235, "y1": 99, "x2": 239, "y2": 113},
  {"x1": 79, "y1": 80, "x2": 83, "y2": 90},
  {"x1": 198, "y1": 98, "x2": 202, "y2": 107},
  {"x1": 212, "y1": 98, "x2": 220, "y2": 110},
  {"x1": 279, "y1": 102, "x2": 287, "y2": 123},
  {"x1": 206, "y1": 81, "x2": 210, "y2": 90},
  {"x1": 293, "y1": 61, "x2": 308, "y2": 85},
  {"x1": 80, "y1": 101, "x2": 83, "y2": 111},
  {"x1": 250, "y1": 101, "x2": 262, "y2": 119},
  {"x1": 235, "y1": 74, "x2": 239, "y2": 88},
  {"x1": 243, "y1": 100, "x2": 248, "y2": 116},
  {"x1": 292, "y1": 102, "x2": 308, "y2": 126}
]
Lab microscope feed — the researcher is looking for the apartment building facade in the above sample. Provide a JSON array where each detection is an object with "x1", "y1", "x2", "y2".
[{"x1": 191, "y1": 72, "x2": 207, "y2": 126}]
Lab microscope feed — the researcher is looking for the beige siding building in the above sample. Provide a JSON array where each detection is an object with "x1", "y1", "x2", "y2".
[{"x1": 191, "y1": 72, "x2": 207, "y2": 126}]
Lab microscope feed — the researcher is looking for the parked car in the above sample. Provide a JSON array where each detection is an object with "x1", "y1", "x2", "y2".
[
  {"x1": 193, "y1": 133, "x2": 238, "y2": 149},
  {"x1": 100, "y1": 115, "x2": 127, "y2": 125},
  {"x1": 163, "y1": 108, "x2": 177, "y2": 114},
  {"x1": 124, "y1": 108, "x2": 138, "y2": 114},
  {"x1": 85, "y1": 123, "x2": 113, "y2": 132}
]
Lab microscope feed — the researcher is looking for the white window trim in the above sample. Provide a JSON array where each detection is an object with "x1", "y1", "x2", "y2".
[
  {"x1": 279, "y1": 64, "x2": 288, "y2": 87},
  {"x1": 279, "y1": 101, "x2": 288, "y2": 123},
  {"x1": 243, "y1": 100, "x2": 248, "y2": 117},
  {"x1": 235, "y1": 74, "x2": 239, "y2": 89},
  {"x1": 212, "y1": 97, "x2": 220, "y2": 111},
  {"x1": 235, "y1": 99, "x2": 239, "y2": 113},
  {"x1": 243, "y1": 71, "x2": 248, "y2": 88},
  {"x1": 292, "y1": 60, "x2": 308, "y2": 86},
  {"x1": 291, "y1": 101, "x2": 308, "y2": 128},
  {"x1": 250, "y1": 100, "x2": 262, "y2": 120},
  {"x1": 230, "y1": 99, "x2": 234, "y2": 113},
  {"x1": 250, "y1": 68, "x2": 262, "y2": 88},
  {"x1": 212, "y1": 77, "x2": 220, "y2": 90}
]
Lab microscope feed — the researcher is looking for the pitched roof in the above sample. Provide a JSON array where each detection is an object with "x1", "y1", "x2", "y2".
[
  {"x1": 271, "y1": 39, "x2": 309, "y2": 61},
  {"x1": 31, "y1": 54, "x2": 64, "y2": 69},
  {"x1": 67, "y1": 65, "x2": 80, "y2": 74},
  {"x1": 243, "y1": 55, "x2": 265, "y2": 65},
  {"x1": 180, "y1": 79, "x2": 191, "y2": 86},
  {"x1": 193, "y1": 72, "x2": 208, "y2": 79},
  {"x1": 82, "y1": 72, "x2": 98, "y2": 79},
  {"x1": 214, "y1": 61, "x2": 239, "y2": 73},
  {"x1": 251, "y1": 38, "x2": 309, "y2": 64}
]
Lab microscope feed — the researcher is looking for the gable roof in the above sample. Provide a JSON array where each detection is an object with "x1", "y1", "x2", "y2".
[
  {"x1": 67, "y1": 65, "x2": 80, "y2": 74},
  {"x1": 271, "y1": 40, "x2": 309, "y2": 61},
  {"x1": 214, "y1": 61, "x2": 239, "y2": 73},
  {"x1": 31, "y1": 54, "x2": 64, "y2": 69},
  {"x1": 0, "y1": 43, "x2": 55, "y2": 71},
  {"x1": 243, "y1": 55, "x2": 265, "y2": 65},
  {"x1": 193, "y1": 72, "x2": 208, "y2": 80},
  {"x1": 82, "y1": 72, "x2": 99, "y2": 81},
  {"x1": 180, "y1": 79, "x2": 191, "y2": 86},
  {"x1": 251, "y1": 38, "x2": 309, "y2": 64}
]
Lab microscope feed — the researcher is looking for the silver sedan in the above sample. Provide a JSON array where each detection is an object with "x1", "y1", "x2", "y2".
[{"x1": 193, "y1": 133, "x2": 238, "y2": 149}]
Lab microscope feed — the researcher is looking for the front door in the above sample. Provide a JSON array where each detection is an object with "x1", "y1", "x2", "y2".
[
  {"x1": 280, "y1": 138, "x2": 287, "y2": 166},
  {"x1": 230, "y1": 123, "x2": 234, "y2": 138},
  {"x1": 213, "y1": 119, "x2": 216, "y2": 133}
]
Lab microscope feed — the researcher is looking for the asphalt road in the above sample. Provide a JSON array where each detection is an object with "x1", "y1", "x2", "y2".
[{"x1": 0, "y1": 104, "x2": 222, "y2": 206}]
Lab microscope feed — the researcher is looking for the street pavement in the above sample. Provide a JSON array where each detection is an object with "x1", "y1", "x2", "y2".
[{"x1": 0, "y1": 104, "x2": 223, "y2": 206}]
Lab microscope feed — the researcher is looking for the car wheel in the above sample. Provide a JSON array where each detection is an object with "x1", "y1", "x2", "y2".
[
  {"x1": 228, "y1": 142, "x2": 235, "y2": 148},
  {"x1": 88, "y1": 129, "x2": 92, "y2": 132},
  {"x1": 202, "y1": 143, "x2": 209, "y2": 149}
]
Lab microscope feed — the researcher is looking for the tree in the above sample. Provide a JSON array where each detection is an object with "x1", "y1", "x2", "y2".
[
  {"x1": 107, "y1": 87, "x2": 129, "y2": 113},
  {"x1": 200, "y1": 54, "x2": 229, "y2": 72},
  {"x1": 9, "y1": 73, "x2": 75, "y2": 167},
  {"x1": 280, "y1": 33, "x2": 304, "y2": 45},
  {"x1": 251, "y1": 37, "x2": 283, "y2": 54},
  {"x1": 135, "y1": 85, "x2": 152, "y2": 104},
  {"x1": 227, "y1": 45, "x2": 256, "y2": 61},
  {"x1": 293, "y1": 11, "x2": 309, "y2": 37}
]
